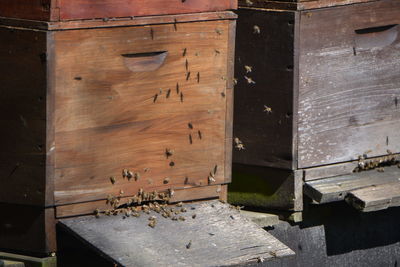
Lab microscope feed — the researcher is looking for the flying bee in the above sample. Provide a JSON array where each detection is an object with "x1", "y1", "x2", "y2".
[
  {"x1": 234, "y1": 137, "x2": 245, "y2": 151},
  {"x1": 166, "y1": 89, "x2": 171, "y2": 98},
  {"x1": 264, "y1": 105, "x2": 272, "y2": 113},
  {"x1": 246, "y1": 0, "x2": 254, "y2": 5},
  {"x1": 253, "y1": 25, "x2": 260, "y2": 34},
  {"x1": 244, "y1": 76, "x2": 256, "y2": 84},
  {"x1": 244, "y1": 65, "x2": 253, "y2": 73}
]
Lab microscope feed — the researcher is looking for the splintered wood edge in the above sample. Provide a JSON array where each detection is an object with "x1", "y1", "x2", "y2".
[
  {"x1": 0, "y1": 11, "x2": 237, "y2": 31},
  {"x1": 55, "y1": 185, "x2": 226, "y2": 218}
]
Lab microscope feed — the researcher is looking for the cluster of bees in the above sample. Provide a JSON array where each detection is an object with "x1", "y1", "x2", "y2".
[
  {"x1": 94, "y1": 187, "x2": 196, "y2": 228},
  {"x1": 354, "y1": 151, "x2": 400, "y2": 172}
]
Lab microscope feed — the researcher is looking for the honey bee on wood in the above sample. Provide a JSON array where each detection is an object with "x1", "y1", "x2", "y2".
[
  {"x1": 186, "y1": 72, "x2": 191, "y2": 81},
  {"x1": 244, "y1": 65, "x2": 253, "y2": 73},
  {"x1": 244, "y1": 76, "x2": 256, "y2": 84},
  {"x1": 264, "y1": 105, "x2": 272, "y2": 113},
  {"x1": 153, "y1": 94, "x2": 158, "y2": 103},
  {"x1": 269, "y1": 251, "x2": 277, "y2": 257},
  {"x1": 163, "y1": 177, "x2": 170, "y2": 184},
  {"x1": 176, "y1": 83, "x2": 180, "y2": 94},
  {"x1": 166, "y1": 89, "x2": 171, "y2": 99},
  {"x1": 192, "y1": 214, "x2": 196, "y2": 219},
  {"x1": 172, "y1": 216, "x2": 178, "y2": 221},
  {"x1": 122, "y1": 169, "x2": 129, "y2": 178},
  {"x1": 144, "y1": 168, "x2": 150, "y2": 173},
  {"x1": 185, "y1": 59, "x2": 189, "y2": 71},
  {"x1": 125, "y1": 209, "x2": 132, "y2": 217},
  {"x1": 253, "y1": 25, "x2": 260, "y2": 34},
  {"x1": 127, "y1": 171, "x2": 133, "y2": 180},
  {"x1": 119, "y1": 190, "x2": 124, "y2": 195},
  {"x1": 178, "y1": 216, "x2": 186, "y2": 221},
  {"x1": 105, "y1": 210, "x2": 112, "y2": 216},
  {"x1": 257, "y1": 257, "x2": 264, "y2": 263},
  {"x1": 197, "y1": 72, "x2": 200, "y2": 83},
  {"x1": 198, "y1": 130, "x2": 202, "y2": 140},
  {"x1": 208, "y1": 176, "x2": 216, "y2": 184},
  {"x1": 377, "y1": 167, "x2": 385, "y2": 172},
  {"x1": 215, "y1": 49, "x2": 221, "y2": 56},
  {"x1": 181, "y1": 208, "x2": 187, "y2": 213},
  {"x1": 169, "y1": 188, "x2": 175, "y2": 197},
  {"x1": 188, "y1": 122, "x2": 193, "y2": 129},
  {"x1": 184, "y1": 177, "x2": 189, "y2": 184},
  {"x1": 189, "y1": 134, "x2": 193, "y2": 144},
  {"x1": 215, "y1": 28, "x2": 222, "y2": 35},
  {"x1": 183, "y1": 48, "x2": 187, "y2": 57},
  {"x1": 134, "y1": 172, "x2": 141, "y2": 181},
  {"x1": 186, "y1": 240, "x2": 192, "y2": 249},
  {"x1": 110, "y1": 176, "x2": 116, "y2": 185},
  {"x1": 106, "y1": 194, "x2": 113, "y2": 205},
  {"x1": 234, "y1": 137, "x2": 245, "y2": 151},
  {"x1": 148, "y1": 220, "x2": 156, "y2": 228},
  {"x1": 138, "y1": 188, "x2": 144, "y2": 196},
  {"x1": 94, "y1": 209, "x2": 100, "y2": 218}
]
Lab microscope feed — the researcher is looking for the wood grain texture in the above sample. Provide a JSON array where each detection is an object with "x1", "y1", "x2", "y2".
[
  {"x1": 0, "y1": 0, "x2": 236, "y2": 21},
  {"x1": 305, "y1": 165, "x2": 400, "y2": 204},
  {"x1": 59, "y1": 200, "x2": 294, "y2": 266},
  {"x1": 0, "y1": 27, "x2": 48, "y2": 206},
  {"x1": 52, "y1": 19, "x2": 234, "y2": 205},
  {"x1": 345, "y1": 181, "x2": 400, "y2": 212},
  {"x1": 55, "y1": 185, "x2": 224, "y2": 218},
  {"x1": 238, "y1": 0, "x2": 377, "y2": 10},
  {"x1": 298, "y1": 0, "x2": 400, "y2": 168},
  {"x1": 0, "y1": 204, "x2": 56, "y2": 255},
  {"x1": 233, "y1": 9, "x2": 297, "y2": 169},
  {"x1": 0, "y1": 11, "x2": 237, "y2": 31}
]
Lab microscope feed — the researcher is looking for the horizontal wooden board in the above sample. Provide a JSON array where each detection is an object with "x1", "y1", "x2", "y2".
[
  {"x1": 0, "y1": 11, "x2": 237, "y2": 31},
  {"x1": 0, "y1": 0, "x2": 237, "y2": 21},
  {"x1": 59, "y1": 200, "x2": 294, "y2": 266},
  {"x1": 305, "y1": 165, "x2": 400, "y2": 204},
  {"x1": 345, "y1": 182, "x2": 400, "y2": 212},
  {"x1": 53, "y1": 19, "x2": 233, "y2": 205},
  {"x1": 55, "y1": 185, "x2": 225, "y2": 218},
  {"x1": 238, "y1": 0, "x2": 377, "y2": 10},
  {"x1": 298, "y1": 0, "x2": 400, "y2": 168}
]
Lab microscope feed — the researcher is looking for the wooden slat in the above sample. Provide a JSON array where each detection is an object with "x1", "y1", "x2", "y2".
[
  {"x1": 59, "y1": 200, "x2": 294, "y2": 266},
  {"x1": 345, "y1": 182, "x2": 400, "y2": 212},
  {"x1": 238, "y1": 0, "x2": 378, "y2": 10},
  {"x1": 305, "y1": 165, "x2": 400, "y2": 204},
  {"x1": 55, "y1": 185, "x2": 224, "y2": 218},
  {"x1": 0, "y1": 0, "x2": 236, "y2": 21}
]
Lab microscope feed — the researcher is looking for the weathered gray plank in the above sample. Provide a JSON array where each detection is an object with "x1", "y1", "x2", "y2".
[
  {"x1": 59, "y1": 200, "x2": 294, "y2": 267},
  {"x1": 239, "y1": 210, "x2": 280, "y2": 227},
  {"x1": 345, "y1": 181, "x2": 400, "y2": 212},
  {"x1": 304, "y1": 165, "x2": 400, "y2": 204}
]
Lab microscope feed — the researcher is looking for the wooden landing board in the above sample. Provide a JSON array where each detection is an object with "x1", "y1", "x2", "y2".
[
  {"x1": 59, "y1": 200, "x2": 294, "y2": 266},
  {"x1": 304, "y1": 166, "x2": 400, "y2": 204},
  {"x1": 345, "y1": 182, "x2": 400, "y2": 212}
]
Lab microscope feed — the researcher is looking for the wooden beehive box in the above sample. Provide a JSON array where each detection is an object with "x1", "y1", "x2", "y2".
[
  {"x1": 0, "y1": 0, "x2": 237, "y2": 21},
  {"x1": 231, "y1": 0, "x2": 400, "y2": 213},
  {"x1": 0, "y1": 11, "x2": 236, "y2": 255}
]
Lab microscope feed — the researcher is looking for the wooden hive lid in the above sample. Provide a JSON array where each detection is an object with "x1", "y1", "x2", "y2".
[{"x1": 0, "y1": 0, "x2": 237, "y2": 22}]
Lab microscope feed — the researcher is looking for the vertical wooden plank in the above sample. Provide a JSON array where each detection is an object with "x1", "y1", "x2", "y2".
[{"x1": 0, "y1": 26, "x2": 48, "y2": 206}]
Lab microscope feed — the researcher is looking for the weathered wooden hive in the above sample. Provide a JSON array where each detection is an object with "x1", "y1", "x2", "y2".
[
  {"x1": 231, "y1": 0, "x2": 400, "y2": 216},
  {"x1": 0, "y1": 1, "x2": 295, "y2": 265}
]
